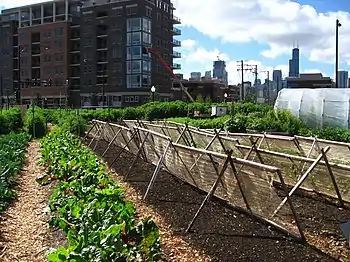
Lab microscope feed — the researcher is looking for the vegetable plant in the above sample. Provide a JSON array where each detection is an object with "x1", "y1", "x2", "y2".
[
  {"x1": 39, "y1": 130, "x2": 161, "y2": 261},
  {"x1": 0, "y1": 132, "x2": 30, "y2": 212}
]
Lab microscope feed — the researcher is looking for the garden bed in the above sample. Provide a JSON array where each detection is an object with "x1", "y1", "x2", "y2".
[{"x1": 87, "y1": 138, "x2": 350, "y2": 261}]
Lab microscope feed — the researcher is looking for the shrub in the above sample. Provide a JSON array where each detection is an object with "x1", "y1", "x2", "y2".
[
  {"x1": 58, "y1": 113, "x2": 87, "y2": 136},
  {"x1": 0, "y1": 108, "x2": 23, "y2": 134},
  {"x1": 24, "y1": 107, "x2": 47, "y2": 138}
]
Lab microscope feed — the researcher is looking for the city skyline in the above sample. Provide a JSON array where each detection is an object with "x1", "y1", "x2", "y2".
[{"x1": 1, "y1": 0, "x2": 350, "y2": 86}]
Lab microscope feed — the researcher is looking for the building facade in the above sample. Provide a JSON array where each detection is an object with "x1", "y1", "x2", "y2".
[
  {"x1": 0, "y1": 0, "x2": 181, "y2": 108},
  {"x1": 286, "y1": 73, "x2": 333, "y2": 88},
  {"x1": 288, "y1": 47, "x2": 299, "y2": 77},
  {"x1": 337, "y1": 70, "x2": 348, "y2": 88}
]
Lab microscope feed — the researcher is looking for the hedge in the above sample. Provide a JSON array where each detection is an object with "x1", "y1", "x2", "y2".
[
  {"x1": 38, "y1": 101, "x2": 350, "y2": 143},
  {"x1": 0, "y1": 108, "x2": 23, "y2": 134}
]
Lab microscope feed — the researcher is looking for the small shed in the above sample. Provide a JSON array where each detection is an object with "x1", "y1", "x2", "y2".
[{"x1": 211, "y1": 105, "x2": 228, "y2": 117}]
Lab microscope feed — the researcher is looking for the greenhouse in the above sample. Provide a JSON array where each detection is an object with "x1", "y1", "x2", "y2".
[{"x1": 275, "y1": 88, "x2": 350, "y2": 130}]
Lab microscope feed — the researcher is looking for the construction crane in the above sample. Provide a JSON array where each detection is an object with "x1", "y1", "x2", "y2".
[{"x1": 142, "y1": 47, "x2": 195, "y2": 102}]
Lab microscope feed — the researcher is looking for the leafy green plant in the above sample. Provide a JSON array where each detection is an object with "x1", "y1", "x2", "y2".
[
  {"x1": 0, "y1": 132, "x2": 30, "y2": 212},
  {"x1": 58, "y1": 113, "x2": 87, "y2": 136},
  {"x1": 0, "y1": 108, "x2": 23, "y2": 134},
  {"x1": 24, "y1": 106, "x2": 47, "y2": 138},
  {"x1": 39, "y1": 131, "x2": 161, "y2": 261}
]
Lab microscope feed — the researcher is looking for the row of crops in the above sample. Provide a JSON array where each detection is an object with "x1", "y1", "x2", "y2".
[
  {"x1": 0, "y1": 133, "x2": 30, "y2": 212},
  {"x1": 38, "y1": 130, "x2": 161, "y2": 261}
]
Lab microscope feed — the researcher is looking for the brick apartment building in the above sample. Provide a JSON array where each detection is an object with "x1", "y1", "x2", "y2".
[{"x1": 0, "y1": 0, "x2": 181, "y2": 108}]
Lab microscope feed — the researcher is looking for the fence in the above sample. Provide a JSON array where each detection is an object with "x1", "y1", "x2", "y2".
[{"x1": 85, "y1": 119, "x2": 350, "y2": 243}]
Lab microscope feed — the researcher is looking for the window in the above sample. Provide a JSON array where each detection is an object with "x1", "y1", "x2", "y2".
[
  {"x1": 146, "y1": 7, "x2": 152, "y2": 18},
  {"x1": 127, "y1": 18, "x2": 141, "y2": 32},
  {"x1": 115, "y1": 7, "x2": 122, "y2": 15},
  {"x1": 127, "y1": 74, "x2": 141, "y2": 88},
  {"x1": 142, "y1": 32, "x2": 151, "y2": 44},
  {"x1": 127, "y1": 32, "x2": 141, "y2": 45},
  {"x1": 142, "y1": 74, "x2": 151, "y2": 87},
  {"x1": 125, "y1": 96, "x2": 129, "y2": 102},
  {"x1": 130, "y1": 96, "x2": 134, "y2": 102},
  {"x1": 142, "y1": 60, "x2": 151, "y2": 72},
  {"x1": 126, "y1": 5, "x2": 138, "y2": 16},
  {"x1": 127, "y1": 60, "x2": 141, "y2": 73},
  {"x1": 135, "y1": 96, "x2": 139, "y2": 102},
  {"x1": 112, "y1": 47, "x2": 122, "y2": 58},
  {"x1": 127, "y1": 46, "x2": 141, "y2": 59},
  {"x1": 142, "y1": 18, "x2": 151, "y2": 33}
]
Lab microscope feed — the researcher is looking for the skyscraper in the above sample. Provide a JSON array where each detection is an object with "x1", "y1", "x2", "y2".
[
  {"x1": 288, "y1": 48, "x2": 300, "y2": 77},
  {"x1": 337, "y1": 70, "x2": 348, "y2": 88},
  {"x1": 213, "y1": 60, "x2": 228, "y2": 85},
  {"x1": 272, "y1": 70, "x2": 282, "y2": 92}
]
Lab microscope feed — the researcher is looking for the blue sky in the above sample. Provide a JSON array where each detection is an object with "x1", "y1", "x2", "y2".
[
  {"x1": 172, "y1": 0, "x2": 350, "y2": 84},
  {"x1": 2, "y1": 0, "x2": 350, "y2": 84}
]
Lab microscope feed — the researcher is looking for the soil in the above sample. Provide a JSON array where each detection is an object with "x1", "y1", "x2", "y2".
[
  {"x1": 86, "y1": 138, "x2": 350, "y2": 262},
  {"x1": 0, "y1": 141, "x2": 66, "y2": 262}
]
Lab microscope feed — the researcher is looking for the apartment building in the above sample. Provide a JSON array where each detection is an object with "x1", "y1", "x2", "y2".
[{"x1": 0, "y1": 0, "x2": 181, "y2": 108}]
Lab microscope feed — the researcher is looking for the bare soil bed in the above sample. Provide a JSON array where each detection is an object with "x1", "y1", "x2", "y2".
[
  {"x1": 0, "y1": 141, "x2": 66, "y2": 262},
  {"x1": 87, "y1": 138, "x2": 350, "y2": 262}
]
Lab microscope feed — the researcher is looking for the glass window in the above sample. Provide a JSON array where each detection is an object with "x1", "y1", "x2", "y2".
[
  {"x1": 142, "y1": 75, "x2": 151, "y2": 87},
  {"x1": 127, "y1": 74, "x2": 141, "y2": 88},
  {"x1": 142, "y1": 18, "x2": 151, "y2": 33},
  {"x1": 142, "y1": 32, "x2": 151, "y2": 44},
  {"x1": 142, "y1": 60, "x2": 151, "y2": 72},
  {"x1": 127, "y1": 18, "x2": 141, "y2": 32},
  {"x1": 127, "y1": 32, "x2": 141, "y2": 45},
  {"x1": 127, "y1": 60, "x2": 141, "y2": 73},
  {"x1": 135, "y1": 96, "x2": 139, "y2": 102},
  {"x1": 127, "y1": 46, "x2": 141, "y2": 59}
]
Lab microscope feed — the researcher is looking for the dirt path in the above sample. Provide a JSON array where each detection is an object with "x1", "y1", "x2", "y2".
[{"x1": 0, "y1": 141, "x2": 51, "y2": 262}]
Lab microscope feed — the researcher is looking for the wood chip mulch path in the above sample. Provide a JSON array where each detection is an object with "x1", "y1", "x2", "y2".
[{"x1": 0, "y1": 141, "x2": 53, "y2": 262}]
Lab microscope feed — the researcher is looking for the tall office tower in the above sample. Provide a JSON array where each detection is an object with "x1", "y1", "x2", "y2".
[
  {"x1": 0, "y1": 0, "x2": 181, "y2": 107},
  {"x1": 337, "y1": 70, "x2": 348, "y2": 88},
  {"x1": 272, "y1": 69, "x2": 282, "y2": 92},
  {"x1": 213, "y1": 60, "x2": 228, "y2": 85},
  {"x1": 288, "y1": 47, "x2": 300, "y2": 77},
  {"x1": 205, "y1": 70, "x2": 211, "y2": 79}
]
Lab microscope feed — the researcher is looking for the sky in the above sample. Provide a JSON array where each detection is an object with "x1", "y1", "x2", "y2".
[{"x1": 1, "y1": 0, "x2": 350, "y2": 84}]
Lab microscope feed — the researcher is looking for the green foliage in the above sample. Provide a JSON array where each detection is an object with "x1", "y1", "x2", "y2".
[
  {"x1": 39, "y1": 101, "x2": 350, "y2": 143},
  {"x1": 0, "y1": 108, "x2": 23, "y2": 134},
  {"x1": 24, "y1": 106, "x2": 47, "y2": 138},
  {"x1": 195, "y1": 93, "x2": 204, "y2": 103},
  {"x1": 58, "y1": 112, "x2": 87, "y2": 136},
  {"x1": 0, "y1": 133, "x2": 30, "y2": 212},
  {"x1": 39, "y1": 131, "x2": 161, "y2": 261}
]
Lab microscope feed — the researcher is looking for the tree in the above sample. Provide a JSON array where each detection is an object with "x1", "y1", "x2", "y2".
[{"x1": 196, "y1": 93, "x2": 204, "y2": 103}]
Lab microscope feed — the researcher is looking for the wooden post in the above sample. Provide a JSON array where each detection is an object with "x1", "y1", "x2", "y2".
[{"x1": 186, "y1": 150, "x2": 233, "y2": 233}]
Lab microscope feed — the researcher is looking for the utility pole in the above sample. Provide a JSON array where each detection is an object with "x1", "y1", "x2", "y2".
[
  {"x1": 237, "y1": 61, "x2": 258, "y2": 101},
  {"x1": 335, "y1": 19, "x2": 341, "y2": 88},
  {"x1": 260, "y1": 70, "x2": 270, "y2": 104}
]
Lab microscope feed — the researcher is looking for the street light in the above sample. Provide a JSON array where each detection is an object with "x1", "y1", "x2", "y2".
[
  {"x1": 335, "y1": 19, "x2": 341, "y2": 89},
  {"x1": 151, "y1": 85, "x2": 156, "y2": 102}
]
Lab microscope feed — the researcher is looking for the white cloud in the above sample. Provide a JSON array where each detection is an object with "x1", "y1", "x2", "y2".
[
  {"x1": 178, "y1": 40, "x2": 325, "y2": 85},
  {"x1": 173, "y1": 0, "x2": 350, "y2": 65}
]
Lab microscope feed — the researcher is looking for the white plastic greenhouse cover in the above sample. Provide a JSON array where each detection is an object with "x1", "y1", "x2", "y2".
[{"x1": 274, "y1": 88, "x2": 350, "y2": 130}]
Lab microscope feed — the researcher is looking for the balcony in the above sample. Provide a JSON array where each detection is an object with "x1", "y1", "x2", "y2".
[
  {"x1": 171, "y1": 14, "x2": 181, "y2": 24},
  {"x1": 172, "y1": 51, "x2": 181, "y2": 58},
  {"x1": 172, "y1": 27, "x2": 181, "y2": 35},
  {"x1": 171, "y1": 63, "x2": 181, "y2": 70},
  {"x1": 171, "y1": 38, "x2": 181, "y2": 47}
]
